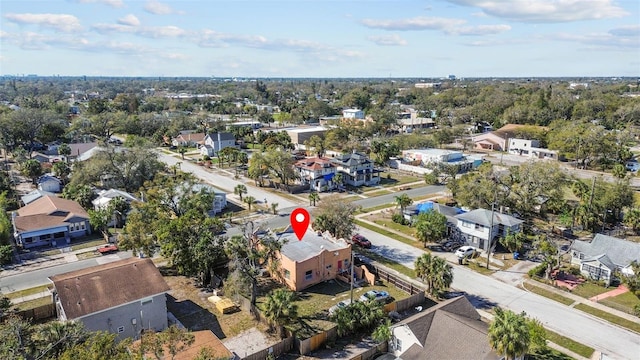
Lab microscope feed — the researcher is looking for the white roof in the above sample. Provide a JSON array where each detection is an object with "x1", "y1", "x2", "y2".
[{"x1": 287, "y1": 126, "x2": 327, "y2": 133}]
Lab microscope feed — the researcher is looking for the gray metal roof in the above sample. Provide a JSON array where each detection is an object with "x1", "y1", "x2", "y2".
[
  {"x1": 278, "y1": 230, "x2": 349, "y2": 262},
  {"x1": 572, "y1": 234, "x2": 640, "y2": 268},
  {"x1": 455, "y1": 208, "x2": 523, "y2": 227}
]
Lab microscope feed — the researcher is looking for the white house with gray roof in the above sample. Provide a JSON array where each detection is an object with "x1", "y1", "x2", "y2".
[
  {"x1": 201, "y1": 132, "x2": 237, "y2": 157},
  {"x1": 571, "y1": 234, "x2": 640, "y2": 286},
  {"x1": 331, "y1": 151, "x2": 380, "y2": 187},
  {"x1": 454, "y1": 209, "x2": 523, "y2": 253}
]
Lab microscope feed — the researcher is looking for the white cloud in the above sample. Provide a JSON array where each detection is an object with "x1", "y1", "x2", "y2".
[
  {"x1": 92, "y1": 23, "x2": 188, "y2": 38},
  {"x1": 144, "y1": 0, "x2": 178, "y2": 15},
  {"x1": 76, "y1": 0, "x2": 124, "y2": 8},
  {"x1": 609, "y1": 25, "x2": 640, "y2": 37},
  {"x1": 4, "y1": 13, "x2": 82, "y2": 32},
  {"x1": 361, "y1": 16, "x2": 465, "y2": 31},
  {"x1": 447, "y1": 24, "x2": 511, "y2": 35},
  {"x1": 552, "y1": 30, "x2": 640, "y2": 49},
  {"x1": 118, "y1": 14, "x2": 140, "y2": 27},
  {"x1": 446, "y1": 0, "x2": 628, "y2": 23},
  {"x1": 367, "y1": 34, "x2": 408, "y2": 46}
]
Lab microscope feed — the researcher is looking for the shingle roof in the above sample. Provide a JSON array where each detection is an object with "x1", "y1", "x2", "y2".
[
  {"x1": 455, "y1": 208, "x2": 523, "y2": 227},
  {"x1": 295, "y1": 157, "x2": 336, "y2": 171},
  {"x1": 395, "y1": 296, "x2": 499, "y2": 360},
  {"x1": 50, "y1": 258, "x2": 170, "y2": 319},
  {"x1": 14, "y1": 196, "x2": 89, "y2": 232},
  {"x1": 206, "y1": 132, "x2": 235, "y2": 141},
  {"x1": 278, "y1": 230, "x2": 349, "y2": 262},
  {"x1": 572, "y1": 234, "x2": 640, "y2": 269},
  {"x1": 331, "y1": 152, "x2": 372, "y2": 167}
]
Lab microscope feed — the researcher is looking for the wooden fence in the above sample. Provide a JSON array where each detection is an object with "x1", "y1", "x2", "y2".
[
  {"x1": 16, "y1": 302, "x2": 56, "y2": 321},
  {"x1": 295, "y1": 325, "x2": 337, "y2": 355},
  {"x1": 375, "y1": 266, "x2": 424, "y2": 295},
  {"x1": 350, "y1": 341, "x2": 388, "y2": 360},
  {"x1": 242, "y1": 336, "x2": 294, "y2": 360}
]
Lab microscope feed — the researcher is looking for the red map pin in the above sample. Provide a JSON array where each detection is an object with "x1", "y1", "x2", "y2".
[{"x1": 290, "y1": 208, "x2": 310, "y2": 241}]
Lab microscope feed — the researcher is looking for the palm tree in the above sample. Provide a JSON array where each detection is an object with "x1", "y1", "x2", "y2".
[
  {"x1": 271, "y1": 202, "x2": 279, "y2": 215},
  {"x1": 488, "y1": 307, "x2": 531, "y2": 360},
  {"x1": 178, "y1": 147, "x2": 187, "y2": 160},
  {"x1": 309, "y1": 191, "x2": 320, "y2": 206},
  {"x1": 34, "y1": 320, "x2": 86, "y2": 359},
  {"x1": 333, "y1": 172, "x2": 344, "y2": 190},
  {"x1": 394, "y1": 193, "x2": 413, "y2": 214},
  {"x1": 244, "y1": 195, "x2": 255, "y2": 211},
  {"x1": 414, "y1": 253, "x2": 453, "y2": 298},
  {"x1": 372, "y1": 319, "x2": 392, "y2": 343},
  {"x1": 624, "y1": 207, "x2": 640, "y2": 233},
  {"x1": 262, "y1": 288, "x2": 298, "y2": 338},
  {"x1": 234, "y1": 184, "x2": 247, "y2": 201},
  {"x1": 415, "y1": 210, "x2": 447, "y2": 248}
]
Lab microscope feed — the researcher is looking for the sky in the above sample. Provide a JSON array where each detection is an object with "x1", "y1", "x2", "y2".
[{"x1": 1, "y1": 0, "x2": 639, "y2": 78}]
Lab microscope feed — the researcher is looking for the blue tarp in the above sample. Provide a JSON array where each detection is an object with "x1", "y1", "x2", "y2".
[
  {"x1": 416, "y1": 202, "x2": 434, "y2": 213},
  {"x1": 323, "y1": 173, "x2": 335, "y2": 181}
]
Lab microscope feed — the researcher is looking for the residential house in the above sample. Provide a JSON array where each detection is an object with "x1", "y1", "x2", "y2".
[
  {"x1": 92, "y1": 189, "x2": 140, "y2": 226},
  {"x1": 398, "y1": 117, "x2": 435, "y2": 133},
  {"x1": 404, "y1": 201, "x2": 466, "y2": 239},
  {"x1": 275, "y1": 229, "x2": 352, "y2": 291},
  {"x1": 68, "y1": 142, "x2": 99, "y2": 161},
  {"x1": 472, "y1": 124, "x2": 547, "y2": 152},
  {"x1": 286, "y1": 126, "x2": 328, "y2": 150},
  {"x1": 401, "y1": 149, "x2": 482, "y2": 173},
  {"x1": 454, "y1": 209, "x2": 523, "y2": 253},
  {"x1": 389, "y1": 296, "x2": 499, "y2": 360},
  {"x1": 13, "y1": 195, "x2": 91, "y2": 249},
  {"x1": 37, "y1": 175, "x2": 62, "y2": 193},
  {"x1": 331, "y1": 151, "x2": 380, "y2": 187},
  {"x1": 20, "y1": 189, "x2": 56, "y2": 205},
  {"x1": 50, "y1": 258, "x2": 170, "y2": 341},
  {"x1": 570, "y1": 234, "x2": 640, "y2": 285},
  {"x1": 186, "y1": 183, "x2": 227, "y2": 214},
  {"x1": 508, "y1": 138, "x2": 558, "y2": 160},
  {"x1": 171, "y1": 132, "x2": 206, "y2": 147},
  {"x1": 342, "y1": 108, "x2": 364, "y2": 119},
  {"x1": 200, "y1": 132, "x2": 237, "y2": 157},
  {"x1": 295, "y1": 157, "x2": 337, "y2": 192}
]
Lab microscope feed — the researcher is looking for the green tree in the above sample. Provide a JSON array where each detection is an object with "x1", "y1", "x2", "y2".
[
  {"x1": 234, "y1": 184, "x2": 247, "y2": 201},
  {"x1": 312, "y1": 195, "x2": 357, "y2": 240},
  {"x1": 488, "y1": 308, "x2": 531, "y2": 360},
  {"x1": 52, "y1": 161, "x2": 71, "y2": 182},
  {"x1": 244, "y1": 195, "x2": 255, "y2": 211},
  {"x1": 532, "y1": 235, "x2": 559, "y2": 280},
  {"x1": 134, "y1": 325, "x2": 195, "y2": 360},
  {"x1": 22, "y1": 159, "x2": 43, "y2": 185},
  {"x1": 264, "y1": 147, "x2": 296, "y2": 189},
  {"x1": 394, "y1": 193, "x2": 413, "y2": 214},
  {"x1": 271, "y1": 202, "x2": 279, "y2": 215},
  {"x1": 248, "y1": 152, "x2": 269, "y2": 187},
  {"x1": 119, "y1": 200, "x2": 167, "y2": 258},
  {"x1": 178, "y1": 147, "x2": 187, "y2": 160},
  {"x1": 414, "y1": 253, "x2": 453, "y2": 298},
  {"x1": 415, "y1": 210, "x2": 447, "y2": 247},
  {"x1": 58, "y1": 143, "x2": 71, "y2": 161},
  {"x1": 304, "y1": 135, "x2": 325, "y2": 157},
  {"x1": 61, "y1": 183, "x2": 96, "y2": 209},
  {"x1": 623, "y1": 261, "x2": 640, "y2": 298},
  {"x1": 308, "y1": 191, "x2": 320, "y2": 206},
  {"x1": 88, "y1": 207, "x2": 112, "y2": 241},
  {"x1": 333, "y1": 172, "x2": 344, "y2": 188},
  {"x1": 500, "y1": 229, "x2": 525, "y2": 254},
  {"x1": 224, "y1": 222, "x2": 287, "y2": 304},
  {"x1": 624, "y1": 208, "x2": 640, "y2": 233},
  {"x1": 612, "y1": 164, "x2": 627, "y2": 179},
  {"x1": 262, "y1": 288, "x2": 299, "y2": 339},
  {"x1": 372, "y1": 319, "x2": 392, "y2": 343}
]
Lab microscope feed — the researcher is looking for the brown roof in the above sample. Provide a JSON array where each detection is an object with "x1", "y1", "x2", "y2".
[
  {"x1": 131, "y1": 330, "x2": 233, "y2": 360},
  {"x1": 175, "y1": 132, "x2": 206, "y2": 144},
  {"x1": 14, "y1": 196, "x2": 89, "y2": 232},
  {"x1": 294, "y1": 157, "x2": 336, "y2": 171},
  {"x1": 50, "y1": 258, "x2": 170, "y2": 319},
  {"x1": 397, "y1": 296, "x2": 499, "y2": 360}
]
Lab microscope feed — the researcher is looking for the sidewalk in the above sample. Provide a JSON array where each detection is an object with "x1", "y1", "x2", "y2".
[{"x1": 1, "y1": 244, "x2": 105, "y2": 277}]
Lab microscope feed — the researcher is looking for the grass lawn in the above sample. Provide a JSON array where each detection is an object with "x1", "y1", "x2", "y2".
[
  {"x1": 76, "y1": 251, "x2": 101, "y2": 260},
  {"x1": 356, "y1": 249, "x2": 416, "y2": 278},
  {"x1": 354, "y1": 220, "x2": 417, "y2": 247},
  {"x1": 358, "y1": 203, "x2": 395, "y2": 214},
  {"x1": 545, "y1": 329, "x2": 595, "y2": 359},
  {"x1": 373, "y1": 219, "x2": 416, "y2": 238},
  {"x1": 570, "y1": 282, "x2": 610, "y2": 299},
  {"x1": 13, "y1": 296, "x2": 53, "y2": 311},
  {"x1": 466, "y1": 260, "x2": 495, "y2": 275},
  {"x1": 71, "y1": 237, "x2": 107, "y2": 251},
  {"x1": 522, "y1": 281, "x2": 575, "y2": 306},
  {"x1": 5, "y1": 285, "x2": 50, "y2": 300},
  {"x1": 574, "y1": 303, "x2": 640, "y2": 333},
  {"x1": 600, "y1": 291, "x2": 640, "y2": 315},
  {"x1": 379, "y1": 174, "x2": 422, "y2": 187},
  {"x1": 365, "y1": 190, "x2": 392, "y2": 197}
]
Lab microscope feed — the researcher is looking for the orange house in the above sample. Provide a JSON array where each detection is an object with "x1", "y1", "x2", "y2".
[{"x1": 276, "y1": 230, "x2": 352, "y2": 291}]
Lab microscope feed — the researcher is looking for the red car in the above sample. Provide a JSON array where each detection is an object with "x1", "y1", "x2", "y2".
[{"x1": 351, "y1": 234, "x2": 372, "y2": 248}]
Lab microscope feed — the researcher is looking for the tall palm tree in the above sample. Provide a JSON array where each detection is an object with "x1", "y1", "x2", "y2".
[
  {"x1": 244, "y1": 195, "x2": 255, "y2": 211},
  {"x1": 488, "y1": 307, "x2": 531, "y2": 360},
  {"x1": 333, "y1": 172, "x2": 344, "y2": 190},
  {"x1": 394, "y1": 193, "x2": 413, "y2": 214},
  {"x1": 309, "y1": 191, "x2": 320, "y2": 206},
  {"x1": 414, "y1": 253, "x2": 453, "y2": 298},
  {"x1": 262, "y1": 288, "x2": 298, "y2": 338},
  {"x1": 271, "y1": 202, "x2": 279, "y2": 215},
  {"x1": 234, "y1": 184, "x2": 247, "y2": 201},
  {"x1": 34, "y1": 320, "x2": 86, "y2": 359}
]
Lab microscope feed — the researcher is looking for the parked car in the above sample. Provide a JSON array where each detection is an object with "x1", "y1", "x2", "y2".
[
  {"x1": 328, "y1": 299, "x2": 353, "y2": 316},
  {"x1": 351, "y1": 234, "x2": 371, "y2": 248},
  {"x1": 359, "y1": 290, "x2": 390, "y2": 303},
  {"x1": 455, "y1": 245, "x2": 476, "y2": 259}
]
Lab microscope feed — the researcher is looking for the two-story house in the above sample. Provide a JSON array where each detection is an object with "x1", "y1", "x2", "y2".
[
  {"x1": 275, "y1": 229, "x2": 352, "y2": 291},
  {"x1": 50, "y1": 258, "x2": 170, "y2": 341},
  {"x1": 454, "y1": 208, "x2": 523, "y2": 253},
  {"x1": 200, "y1": 132, "x2": 237, "y2": 157},
  {"x1": 13, "y1": 196, "x2": 91, "y2": 249},
  {"x1": 342, "y1": 108, "x2": 364, "y2": 119},
  {"x1": 331, "y1": 151, "x2": 380, "y2": 187},
  {"x1": 295, "y1": 157, "x2": 337, "y2": 192}
]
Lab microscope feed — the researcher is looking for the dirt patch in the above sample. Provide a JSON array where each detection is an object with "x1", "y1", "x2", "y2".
[
  {"x1": 222, "y1": 327, "x2": 281, "y2": 358},
  {"x1": 164, "y1": 275, "x2": 270, "y2": 340}
]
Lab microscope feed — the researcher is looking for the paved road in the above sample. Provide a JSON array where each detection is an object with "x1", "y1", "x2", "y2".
[
  {"x1": 157, "y1": 151, "x2": 299, "y2": 208},
  {"x1": 352, "y1": 185, "x2": 445, "y2": 209},
  {"x1": 357, "y1": 225, "x2": 640, "y2": 360}
]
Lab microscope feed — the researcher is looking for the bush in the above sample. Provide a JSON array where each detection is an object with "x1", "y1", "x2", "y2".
[
  {"x1": 568, "y1": 267, "x2": 581, "y2": 276},
  {"x1": 528, "y1": 264, "x2": 546, "y2": 278},
  {"x1": 392, "y1": 213, "x2": 407, "y2": 225},
  {"x1": 202, "y1": 155, "x2": 211, "y2": 161}
]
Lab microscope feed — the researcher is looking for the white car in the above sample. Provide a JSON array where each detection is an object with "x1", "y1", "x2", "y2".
[
  {"x1": 455, "y1": 245, "x2": 476, "y2": 259},
  {"x1": 328, "y1": 299, "x2": 352, "y2": 316}
]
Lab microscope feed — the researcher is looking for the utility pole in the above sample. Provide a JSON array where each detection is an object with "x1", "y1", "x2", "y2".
[
  {"x1": 486, "y1": 201, "x2": 495, "y2": 270},
  {"x1": 349, "y1": 248, "x2": 355, "y2": 304}
]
